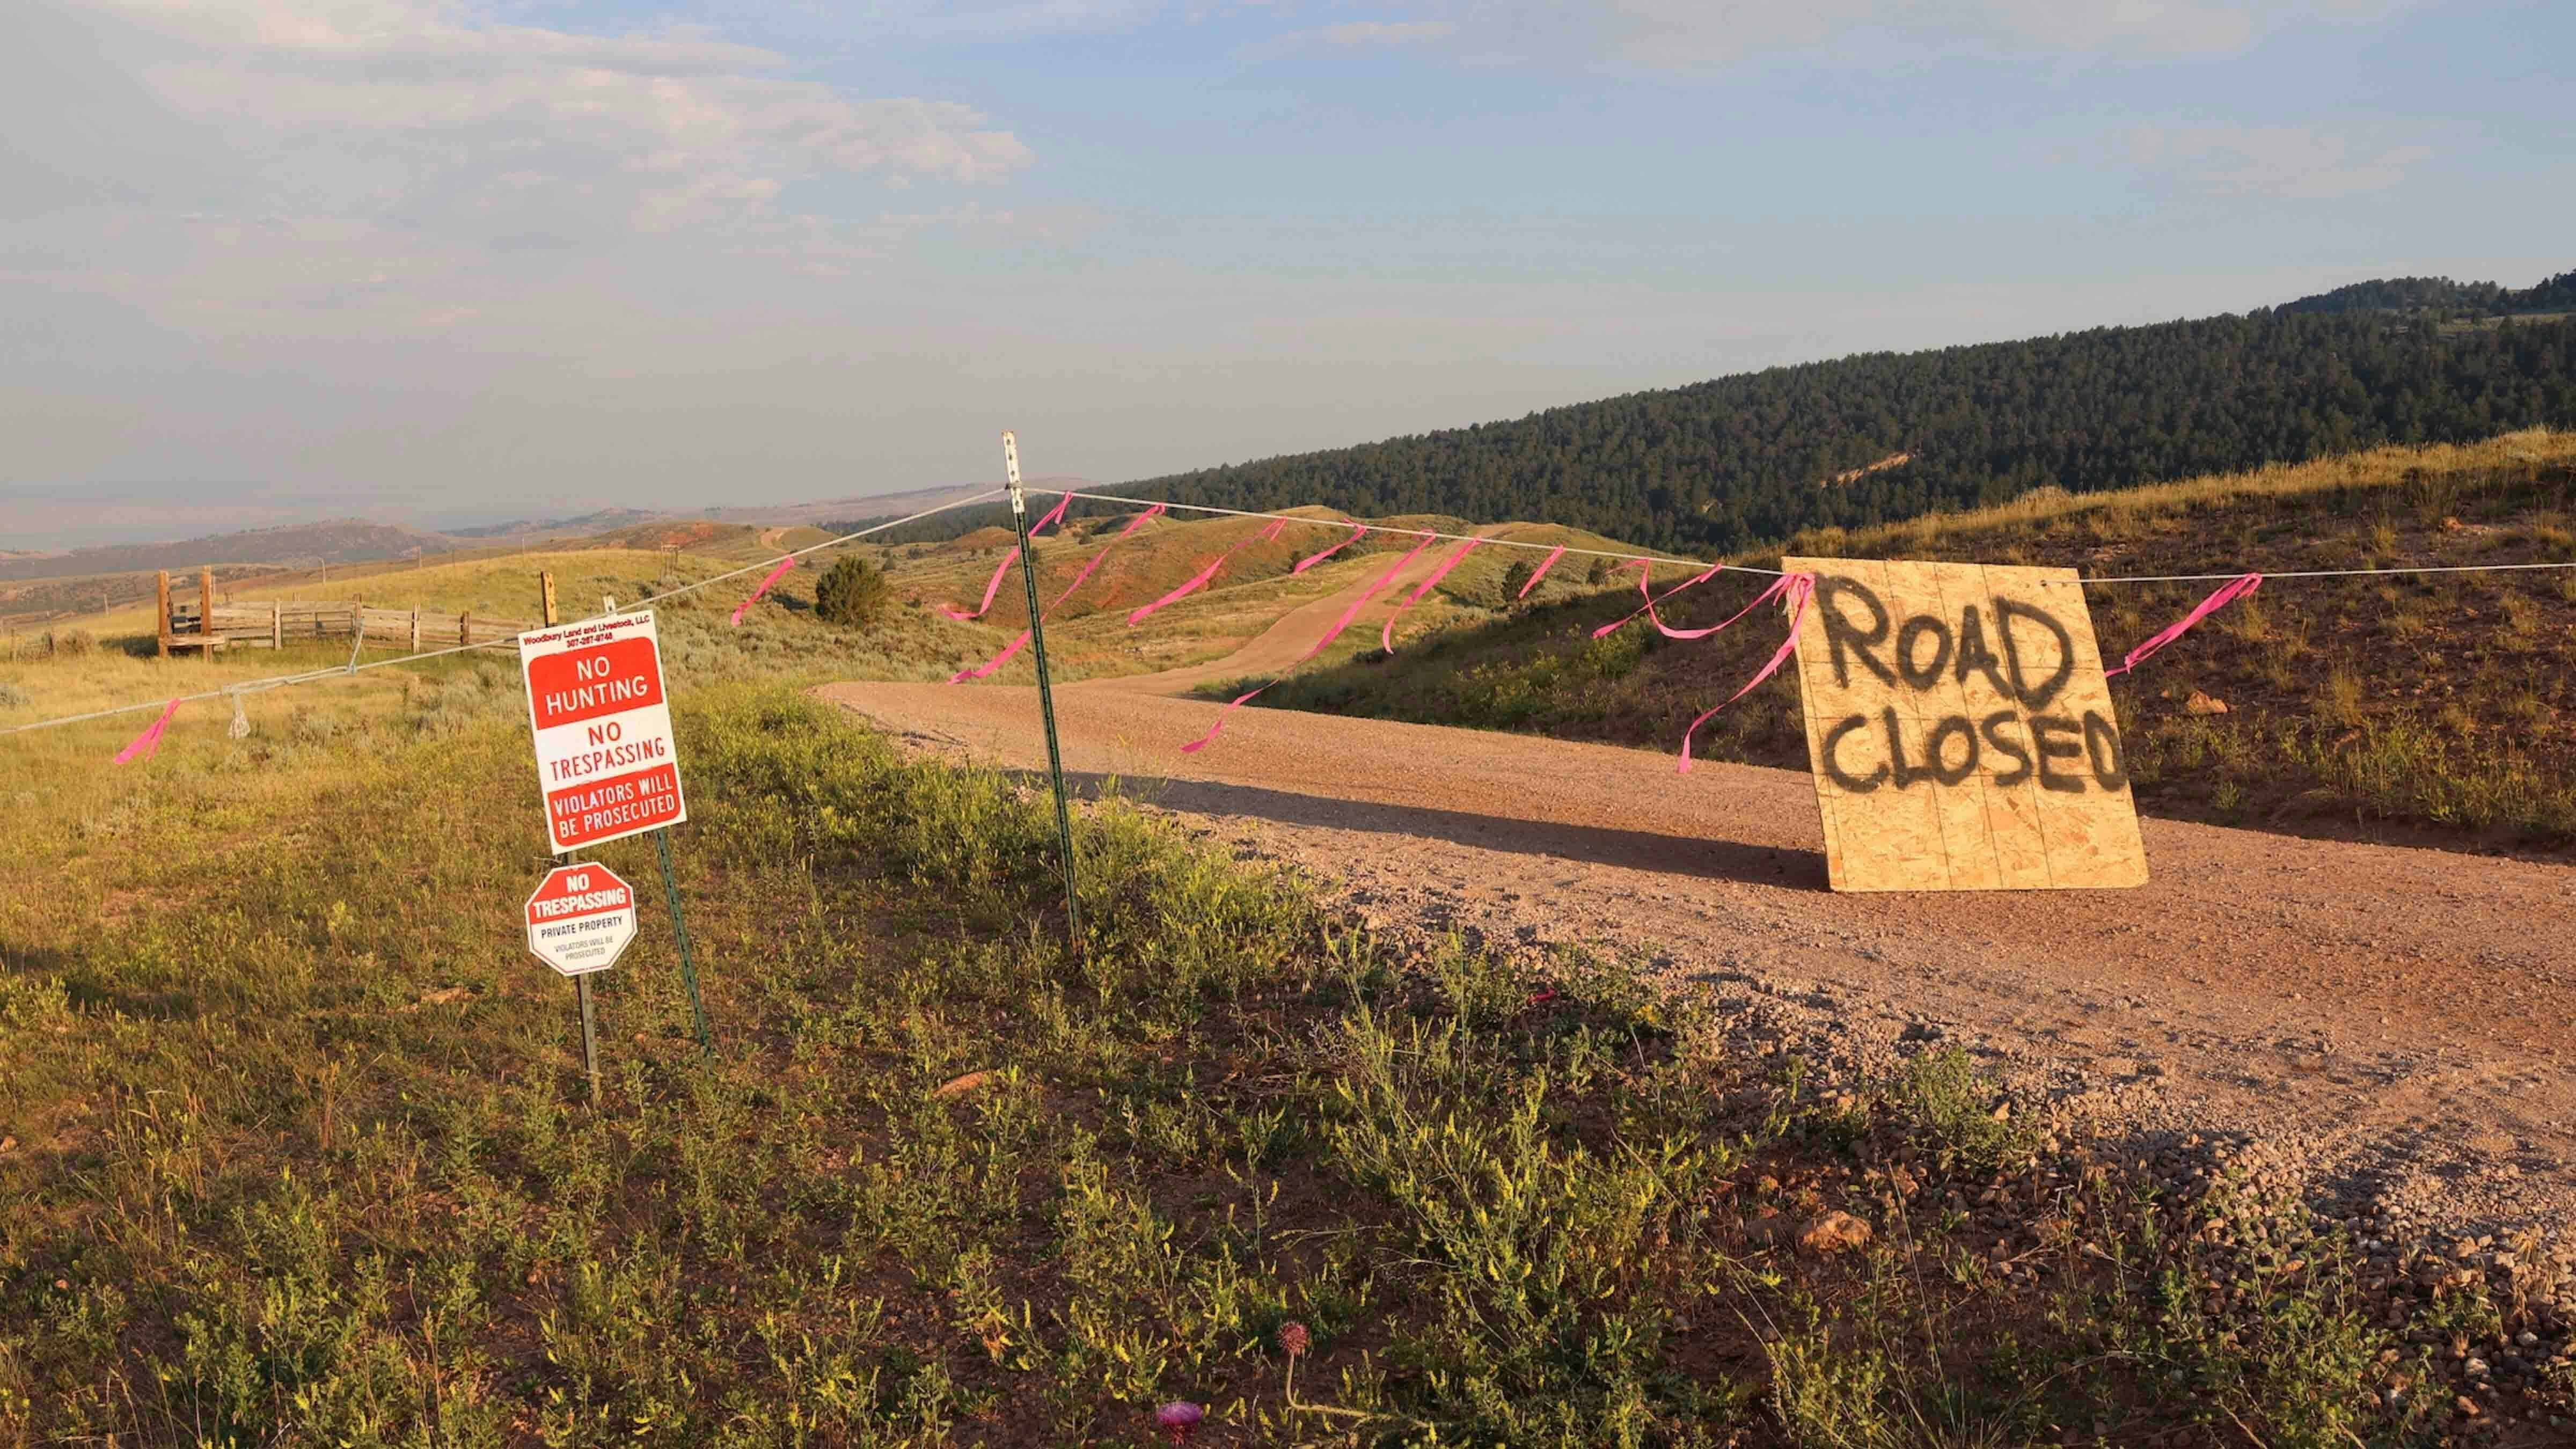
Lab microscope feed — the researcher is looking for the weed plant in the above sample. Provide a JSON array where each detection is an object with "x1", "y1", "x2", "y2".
[{"x1": 5, "y1": 687, "x2": 2557, "y2": 1444}]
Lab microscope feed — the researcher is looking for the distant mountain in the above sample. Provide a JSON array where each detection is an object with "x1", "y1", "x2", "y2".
[
  {"x1": 3, "y1": 481, "x2": 1001, "y2": 577},
  {"x1": 701, "y1": 482, "x2": 996, "y2": 529},
  {"x1": 434, "y1": 484, "x2": 999, "y2": 539},
  {"x1": 444, "y1": 508, "x2": 663, "y2": 539},
  {"x1": 1078, "y1": 266, "x2": 2576, "y2": 555},
  {"x1": 0, "y1": 518, "x2": 463, "y2": 584}
]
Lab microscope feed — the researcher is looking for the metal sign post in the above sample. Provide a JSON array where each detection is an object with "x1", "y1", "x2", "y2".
[
  {"x1": 654, "y1": 827, "x2": 715, "y2": 1059},
  {"x1": 574, "y1": 976, "x2": 602, "y2": 1105},
  {"x1": 1002, "y1": 430, "x2": 1082, "y2": 951}
]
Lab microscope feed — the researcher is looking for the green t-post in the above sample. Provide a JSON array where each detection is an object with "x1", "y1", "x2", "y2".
[
  {"x1": 654, "y1": 826, "x2": 716, "y2": 1059},
  {"x1": 1003, "y1": 430, "x2": 1082, "y2": 952}
]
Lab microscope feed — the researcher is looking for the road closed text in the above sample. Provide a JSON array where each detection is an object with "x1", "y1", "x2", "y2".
[
  {"x1": 1783, "y1": 557, "x2": 2149, "y2": 892},
  {"x1": 1808, "y1": 574, "x2": 2127, "y2": 795}
]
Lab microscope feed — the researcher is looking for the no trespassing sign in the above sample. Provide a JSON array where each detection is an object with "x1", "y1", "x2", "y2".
[
  {"x1": 517, "y1": 611, "x2": 688, "y2": 852},
  {"x1": 524, "y1": 862, "x2": 638, "y2": 976}
]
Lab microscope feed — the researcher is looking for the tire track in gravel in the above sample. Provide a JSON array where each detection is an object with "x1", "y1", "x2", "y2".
[{"x1": 819, "y1": 676, "x2": 2576, "y2": 1240}]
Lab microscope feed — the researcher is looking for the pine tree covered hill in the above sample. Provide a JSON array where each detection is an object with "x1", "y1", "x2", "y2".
[
  {"x1": 1128, "y1": 308, "x2": 2575, "y2": 555},
  {"x1": 2278, "y1": 268, "x2": 2576, "y2": 316},
  {"x1": 850, "y1": 269, "x2": 2576, "y2": 557}
]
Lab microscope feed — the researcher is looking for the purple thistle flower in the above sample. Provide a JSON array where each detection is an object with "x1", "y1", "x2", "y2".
[
  {"x1": 1278, "y1": 1321, "x2": 1309, "y2": 1359},
  {"x1": 1155, "y1": 1400, "x2": 1204, "y2": 1444}
]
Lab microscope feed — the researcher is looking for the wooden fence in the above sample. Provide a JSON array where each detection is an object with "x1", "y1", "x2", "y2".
[{"x1": 158, "y1": 568, "x2": 538, "y2": 658}]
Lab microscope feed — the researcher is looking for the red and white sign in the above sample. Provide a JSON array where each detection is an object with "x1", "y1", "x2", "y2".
[
  {"x1": 517, "y1": 611, "x2": 687, "y2": 852},
  {"x1": 524, "y1": 863, "x2": 639, "y2": 977}
]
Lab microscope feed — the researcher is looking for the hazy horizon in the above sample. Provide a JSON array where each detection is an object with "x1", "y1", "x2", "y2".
[{"x1": 6, "y1": 0, "x2": 2570, "y2": 550}]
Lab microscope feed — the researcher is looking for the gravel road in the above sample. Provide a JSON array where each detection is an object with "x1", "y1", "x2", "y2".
[
  {"x1": 819, "y1": 550, "x2": 2576, "y2": 1241},
  {"x1": 823, "y1": 674, "x2": 2576, "y2": 1241}
]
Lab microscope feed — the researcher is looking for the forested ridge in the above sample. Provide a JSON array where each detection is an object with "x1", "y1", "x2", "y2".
[
  {"x1": 861, "y1": 269, "x2": 2576, "y2": 554},
  {"x1": 2278, "y1": 267, "x2": 2576, "y2": 316}
]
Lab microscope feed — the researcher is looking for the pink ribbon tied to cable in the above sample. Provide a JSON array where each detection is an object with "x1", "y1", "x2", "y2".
[
  {"x1": 1516, "y1": 545, "x2": 1568, "y2": 599},
  {"x1": 1594, "y1": 559, "x2": 1730, "y2": 640},
  {"x1": 2102, "y1": 573, "x2": 2263, "y2": 678},
  {"x1": 1180, "y1": 533, "x2": 1438, "y2": 754},
  {"x1": 730, "y1": 557, "x2": 795, "y2": 626},
  {"x1": 1129, "y1": 517, "x2": 1289, "y2": 626},
  {"x1": 950, "y1": 505, "x2": 1166, "y2": 683},
  {"x1": 114, "y1": 699, "x2": 182, "y2": 764},
  {"x1": 939, "y1": 492, "x2": 1074, "y2": 621},
  {"x1": 1674, "y1": 572, "x2": 1816, "y2": 774},
  {"x1": 1379, "y1": 538, "x2": 1483, "y2": 653},
  {"x1": 1292, "y1": 520, "x2": 1367, "y2": 574}
]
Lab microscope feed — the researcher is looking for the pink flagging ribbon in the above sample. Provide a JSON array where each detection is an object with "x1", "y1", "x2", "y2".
[
  {"x1": 2103, "y1": 572, "x2": 2263, "y2": 678},
  {"x1": 1129, "y1": 517, "x2": 1289, "y2": 625},
  {"x1": 1181, "y1": 534, "x2": 1438, "y2": 754},
  {"x1": 114, "y1": 699, "x2": 182, "y2": 764},
  {"x1": 730, "y1": 557, "x2": 795, "y2": 626},
  {"x1": 1292, "y1": 521, "x2": 1367, "y2": 574},
  {"x1": 1380, "y1": 538, "x2": 1483, "y2": 653},
  {"x1": 950, "y1": 506, "x2": 1167, "y2": 683},
  {"x1": 1676, "y1": 573, "x2": 1816, "y2": 774},
  {"x1": 1517, "y1": 545, "x2": 1568, "y2": 598},
  {"x1": 939, "y1": 492, "x2": 1073, "y2": 621},
  {"x1": 1593, "y1": 560, "x2": 1726, "y2": 640}
]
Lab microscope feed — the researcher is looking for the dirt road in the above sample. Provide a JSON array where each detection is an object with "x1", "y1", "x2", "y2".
[{"x1": 821, "y1": 673, "x2": 2576, "y2": 1237}]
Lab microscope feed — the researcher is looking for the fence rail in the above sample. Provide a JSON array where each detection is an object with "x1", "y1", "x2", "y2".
[{"x1": 159, "y1": 570, "x2": 537, "y2": 657}]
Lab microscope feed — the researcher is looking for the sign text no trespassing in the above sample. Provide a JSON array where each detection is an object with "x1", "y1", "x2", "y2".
[
  {"x1": 518, "y1": 612, "x2": 687, "y2": 852},
  {"x1": 524, "y1": 862, "x2": 639, "y2": 977}
]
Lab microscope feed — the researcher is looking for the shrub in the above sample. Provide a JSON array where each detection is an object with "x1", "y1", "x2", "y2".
[
  {"x1": 1498, "y1": 558, "x2": 1536, "y2": 604},
  {"x1": 48, "y1": 629, "x2": 95, "y2": 657},
  {"x1": 814, "y1": 556, "x2": 892, "y2": 630},
  {"x1": 0, "y1": 682, "x2": 27, "y2": 709}
]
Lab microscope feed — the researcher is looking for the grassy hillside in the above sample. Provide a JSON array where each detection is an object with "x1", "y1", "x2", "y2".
[
  {"x1": 874, "y1": 510, "x2": 1653, "y2": 683},
  {"x1": 0, "y1": 551, "x2": 998, "y2": 818},
  {"x1": 8, "y1": 683, "x2": 2566, "y2": 1443},
  {"x1": 1245, "y1": 430, "x2": 2576, "y2": 851}
]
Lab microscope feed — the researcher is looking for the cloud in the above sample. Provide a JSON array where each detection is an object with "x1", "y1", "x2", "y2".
[
  {"x1": 1248, "y1": 0, "x2": 2419, "y2": 72},
  {"x1": 4, "y1": 0, "x2": 1032, "y2": 260},
  {"x1": 2121, "y1": 122, "x2": 2434, "y2": 200},
  {"x1": 1307, "y1": 19, "x2": 1455, "y2": 46}
]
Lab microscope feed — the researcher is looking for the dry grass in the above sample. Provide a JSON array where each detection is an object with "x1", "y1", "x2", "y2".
[
  {"x1": 8, "y1": 685, "x2": 2556, "y2": 1444},
  {"x1": 1790, "y1": 428, "x2": 2575, "y2": 563},
  {"x1": 872, "y1": 509, "x2": 1651, "y2": 684}
]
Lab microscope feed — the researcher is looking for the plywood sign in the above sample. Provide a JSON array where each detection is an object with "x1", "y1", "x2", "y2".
[{"x1": 1781, "y1": 557, "x2": 2147, "y2": 893}]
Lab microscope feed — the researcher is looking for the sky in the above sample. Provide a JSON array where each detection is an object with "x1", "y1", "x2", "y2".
[{"x1": 3, "y1": 0, "x2": 2571, "y2": 547}]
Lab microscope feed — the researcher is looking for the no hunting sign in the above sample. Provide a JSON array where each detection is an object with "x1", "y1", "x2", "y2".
[
  {"x1": 517, "y1": 612, "x2": 687, "y2": 852},
  {"x1": 1782, "y1": 557, "x2": 2148, "y2": 894}
]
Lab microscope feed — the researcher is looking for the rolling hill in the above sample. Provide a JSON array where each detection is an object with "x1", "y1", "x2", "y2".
[{"x1": 1236, "y1": 429, "x2": 2576, "y2": 851}]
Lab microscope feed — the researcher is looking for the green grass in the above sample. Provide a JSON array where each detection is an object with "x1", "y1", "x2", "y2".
[{"x1": 6, "y1": 685, "x2": 2563, "y2": 1444}]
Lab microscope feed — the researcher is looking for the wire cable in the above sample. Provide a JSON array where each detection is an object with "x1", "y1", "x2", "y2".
[
  {"x1": 0, "y1": 488, "x2": 1003, "y2": 741},
  {"x1": 1062, "y1": 488, "x2": 2576, "y2": 587}
]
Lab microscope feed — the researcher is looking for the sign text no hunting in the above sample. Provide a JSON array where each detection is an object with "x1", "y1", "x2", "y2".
[
  {"x1": 517, "y1": 611, "x2": 688, "y2": 853},
  {"x1": 1783, "y1": 557, "x2": 2147, "y2": 893}
]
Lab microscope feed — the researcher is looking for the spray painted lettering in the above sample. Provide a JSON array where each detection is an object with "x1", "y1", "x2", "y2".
[
  {"x1": 1780, "y1": 557, "x2": 2148, "y2": 894},
  {"x1": 1806, "y1": 574, "x2": 2127, "y2": 795}
]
